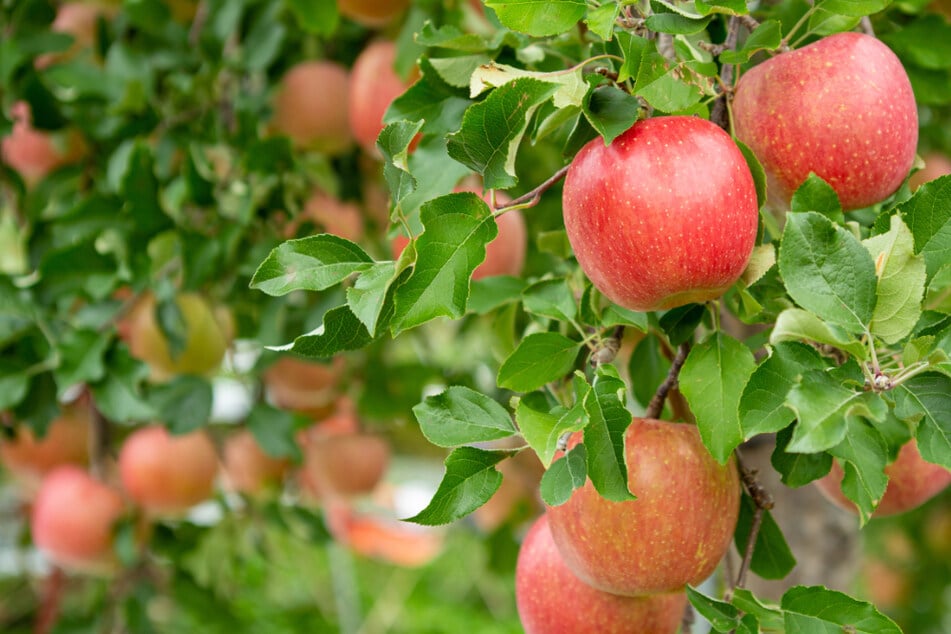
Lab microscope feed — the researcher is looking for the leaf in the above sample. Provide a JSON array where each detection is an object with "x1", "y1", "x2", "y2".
[
  {"x1": 629, "y1": 335, "x2": 671, "y2": 408},
  {"x1": 90, "y1": 349, "x2": 155, "y2": 423},
  {"x1": 679, "y1": 332, "x2": 757, "y2": 464},
  {"x1": 284, "y1": 0, "x2": 338, "y2": 35},
  {"x1": 780, "y1": 585, "x2": 902, "y2": 633},
  {"x1": 516, "y1": 388, "x2": 587, "y2": 467},
  {"x1": 582, "y1": 85, "x2": 642, "y2": 145},
  {"x1": 583, "y1": 368, "x2": 635, "y2": 502},
  {"x1": 447, "y1": 78, "x2": 558, "y2": 189},
  {"x1": 413, "y1": 386, "x2": 516, "y2": 448},
  {"x1": 880, "y1": 14, "x2": 951, "y2": 70},
  {"x1": 246, "y1": 403, "x2": 302, "y2": 461},
  {"x1": 645, "y1": 2, "x2": 714, "y2": 35},
  {"x1": 694, "y1": 0, "x2": 750, "y2": 15},
  {"x1": 346, "y1": 262, "x2": 405, "y2": 337},
  {"x1": 405, "y1": 446, "x2": 511, "y2": 525},
  {"x1": 54, "y1": 329, "x2": 110, "y2": 398},
  {"x1": 828, "y1": 419, "x2": 889, "y2": 524},
  {"x1": 736, "y1": 140, "x2": 767, "y2": 211},
  {"x1": 734, "y1": 494, "x2": 796, "y2": 580},
  {"x1": 719, "y1": 20, "x2": 782, "y2": 64},
  {"x1": 522, "y1": 278, "x2": 577, "y2": 322},
  {"x1": 769, "y1": 308, "x2": 868, "y2": 359},
  {"x1": 387, "y1": 63, "x2": 472, "y2": 137},
  {"x1": 584, "y1": 2, "x2": 620, "y2": 40},
  {"x1": 250, "y1": 235, "x2": 373, "y2": 296},
  {"x1": 898, "y1": 173, "x2": 951, "y2": 281},
  {"x1": 771, "y1": 425, "x2": 834, "y2": 487},
  {"x1": 686, "y1": 586, "x2": 740, "y2": 632},
  {"x1": 659, "y1": 303, "x2": 706, "y2": 346},
  {"x1": 468, "y1": 276, "x2": 528, "y2": 314},
  {"x1": 497, "y1": 332, "x2": 581, "y2": 392},
  {"x1": 390, "y1": 193, "x2": 496, "y2": 333},
  {"x1": 893, "y1": 373, "x2": 951, "y2": 469},
  {"x1": 615, "y1": 32, "x2": 649, "y2": 83},
  {"x1": 634, "y1": 53, "x2": 704, "y2": 113},
  {"x1": 778, "y1": 212, "x2": 877, "y2": 334},
  {"x1": 599, "y1": 303, "x2": 649, "y2": 331},
  {"x1": 740, "y1": 244, "x2": 776, "y2": 288},
  {"x1": 278, "y1": 305, "x2": 373, "y2": 358},
  {"x1": 484, "y1": 0, "x2": 586, "y2": 37},
  {"x1": 789, "y1": 173, "x2": 843, "y2": 221},
  {"x1": 469, "y1": 62, "x2": 586, "y2": 109},
  {"x1": 148, "y1": 376, "x2": 213, "y2": 435},
  {"x1": 785, "y1": 371, "x2": 887, "y2": 453},
  {"x1": 379, "y1": 120, "x2": 424, "y2": 206},
  {"x1": 731, "y1": 589, "x2": 785, "y2": 630},
  {"x1": 739, "y1": 342, "x2": 826, "y2": 439},
  {"x1": 862, "y1": 215, "x2": 926, "y2": 344},
  {"x1": 540, "y1": 443, "x2": 587, "y2": 506}
]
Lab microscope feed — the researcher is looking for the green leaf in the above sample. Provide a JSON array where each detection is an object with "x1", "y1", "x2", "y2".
[
  {"x1": 734, "y1": 494, "x2": 796, "y2": 580},
  {"x1": 769, "y1": 308, "x2": 868, "y2": 359},
  {"x1": 731, "y1": 589, "x2": 785, "y2": 630},
  {"x1": 829, "y1": 419, "x2": 889, "y2": 524},
  {"x1": 149, "y1": 376, "x2": 213, "y2": 435},
  {"x1": 862, "y1": 215, "x2": 926, "y2": 344},
  {"x1": 406, "y1": 447, "x2": 511, "y2": 525},
  {"x1": 284, "y1": 0, "x2": 338, "y2": 35},
  {"x1": 447, "y1": 78, "x2": 558, "y2": 189},
  {"x1": 484, "y1": 0, "x2": 586, "y2": 37},
  {"x1": 634, "y1": 53, "x2": 704, "y2": 113},
  {"x1": 615, "y1": 32, "x2": 650, "y2": 83},
  {"x1": 628, "y1": 335, "x2": 671, "y2": 408},
  {"x1": 659, "y1": 303, "x2": 706, "y2": 346},
  {"x1": 898, "y1": 174, "x2": 951, "y2": 281},
  {"x1": 280, "y1": 305, "x2": 373, "y2": 358},
  {"x1": 516, "y1": 388, "x2": 587, "y2": 467},
  {"x1": 679, "y1": 332, "x2": 757, "y2": 464},
  {"x1": 719, "y1": 20, "x2": 782, "y2": 64},
  {"x1": 694, "y1": 0, "x2": 750, "y2": 15},
  {"x1": 540, "y1": 443, "x2": 587, "y2": 506},
  {"x1": 582, "y1": 85, "x2": 642, "y2": 145},
  {"x1": 735, "y1": 140, "x2": 768, "y2": 211},
  {"x1": 785, "y1": 371, "x2": 887, "y2": 453},
  {"x1": 893, "y1": 373, "x2": 951, "y2": 469},
  {"x1": 778, "y1": 212, "x2": 877, "y2": 334},
  {"x1": 390, "y1": 193, "x2": 496, "y2": 333},
  {"x1": 686, "y1": 586, "x2": 740, "y2": 632},
  {"x1": 53, "y1": 329, "x2": 110, "y2": 398},
  {"x1": 739, "y1": 342, "x2": 826, "y2": 439},
  {"x1": 468, "y1": 276, "x2": 529, "y2": 314},
  {"x1": 250, "y1": 235, "x2": 373, "y2": 296},
  {"x1": 600, "y1": 303, "x2": 649, "y2": 331},
  {"x1": 246, "y1": 403, "x2": 302, "y2": 461},
  {"x1": 346, "y1": 262, "x2": 405, "y2": 337},
  {"x1": 90, "y1": 349, "x2": 155, "y2": 423},
  {"x1": 771, "y1": 425, "x2": 834, "y2": 487},
  {"x1": 789, "y1": 174, "x2": 843, "y2": 221},
  {"x1": 817, "y1": 0, "x2": 892, "y2": 17},
  {"x1": 522, "y1": 278, "x2": 577, "y2": 322},
  {"x1": 807, "y1": 9, "x2": 860, "y2": 37},
  {"x1": 780, "y1": 585, "x2": 902, "y2": 633},
  {"x1": 881, "y1": 14, "x2": 951, "y2": 70},
  {"x1": 379, "y1": 120, "x2": 425, "y2": 206},
  {"x1": 584, "y1": 2, "x2": 620, "y2": 39},
  {"x1": 413, "y1": 386, "x2": 516, "y2": 448},
  {"x1": 470, "y1": 63, "x2": 586, "y2": 110},
  {"x1": 497, "y1": 332, "x2": 581, "y2": 392},
  {"x1": 645, "y1": 2, "x2": 714, "y2": 35},
  {"x1": 583, "y1": 368, "x2": 635, "y2": 502},
  {"x1": 387, "y1": 63, "x2": 472, "y2": 136},
  {"x1": 741, "y1": 244, "x2": 776, "y2": 288}
]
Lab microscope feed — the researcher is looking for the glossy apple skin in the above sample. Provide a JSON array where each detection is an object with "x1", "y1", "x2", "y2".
[
  {"x1": 733, "y1": 32, "x2": 918, "y2": 211},
  {"x1": 909, "y1": 152, "x2": 951, "y2": 191},
  {"x1": 118, "y1": 426, "x2": 218, "y2": 517},
  {"x1": 31, "y1": 466, "x2": 125, "y2": 575},
  {"x1": 337, "y1": 0, "x2": 409, "y2": 27},
  {"x1": 349, "y1": 41, "x2": 414, "y2": 155},
  {"x1": 220, "y1": 430, "x2": 288, "y2": 496},
  {"x1": 562, "y1": 116, "x2": 758, "y2": 312},
  {"x1": 272, "y1": 61, "x2": 353, "y2": 155},
  {"x1": 815, "y1": 440, "x2": 951, "y2": 517},
  {"x1": 546, "y1": 418, "x2": 740, "y2": 596},
  {"x1": 516, "y1": 515, "x2": 687, "y2": 634},
  {"x1": 0, "y1": 407, "x2": 90, "y2": 497}
]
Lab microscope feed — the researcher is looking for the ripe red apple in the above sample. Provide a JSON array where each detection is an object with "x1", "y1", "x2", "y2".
[
  {"x1": 908, "y1": 152, "x2": 951, "y2": 191},
  {"x1": 125, "y1": 292, "x2": 230, "y2": 380},
  {"x1": 546, "y1": 418, "x2": 740, "y2": 596},
  {"x1": 348, "y1": 41, "x2": 417, "y2": 156},
  {"x1": 732, "y1": 32, "x2": 918, "y2": 211},
  {"x1": 1, "y1": 102, "x2": 83, "y2": 187},
  {"x1": 220, "y1": 430, "x2": 288, "y2": 496},
  {"x1": 297, "y1": 431, "x2": 390, "y2": 501},
  {"x1": 272, "y1": 61, "x2": 353, "y2": 155},
  {"x1": 118, "y1": 426, "x2": 218, "y2": 517},
  {"x1": 517, "y1": 514, "x2": 687, "y2": 634},
  {"x1": 325, "y1": 502, "x2": 444, "y2": 568},
  {"x1": 563, "y1": 116, "x2": 758, "y2": 312},
  {"x1": 815, "y1": 440, "x2": 951, "y2": 517},
  {"x1": 337, "y1": 0, "x2": 409, "y2": 27},
  {"x1": 264, "y1": 356, "x2": 344, "y2": 419},
  {"x1": 0, "y1": 404, "x2": 91, "y2": 497},
  {"x1": 31, "y1": 466, "x2": 125, "y2": 575},
  {"x1": 283, "y1": 190, "x2": 365, "y2": 242}
]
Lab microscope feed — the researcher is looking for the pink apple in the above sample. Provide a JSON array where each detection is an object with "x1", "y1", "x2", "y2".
[
  {"x1": 337, "y1": 0, "x2": 409, "y2": 28},
  {"x1": 546, "y1": 418, "x2": 740, "y2": 596},
  {"x1": 272, "y1": 61, "x2": 353, "y2": 155},
  {"x1": 1, "y1": 102, "x2": 82, "y2": 187},
  {"x1": 517, "y1": 514, "x2": 687, "y2": 634},
  {"x1": 732, "y1": 32, "x2": 918, "y2": 211},
  {"x1": 348, "y1": 41, "x2": 417, "y2": 156},
  {"x1": 908, "y1": 152, "x2": 951, "y2": 191},
  {"x1": 562, "y1": 116, "x2": 758, "y2": 312},
  {"x1": 220, "y1": 430, "x2": 288, "y2": 496}
]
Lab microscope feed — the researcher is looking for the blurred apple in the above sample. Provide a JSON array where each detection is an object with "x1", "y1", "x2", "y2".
[
  {"x1": 325, "y1": 501, "x2": 444, "y2": 567},
  {"x1": 283, "y1": 190, "x2": 364, "y2": 242},
  {"x1": 1, "y1": 102, "x2": 83, "y2": 187},
  {"x1": 298, "y1": 432, "x2": 390, "y2": 501},
  {"x1": 272, "y1": 61, "x2": 353, "y2": 155},
  {"x1": 349, "y1": 41, "x2": 417, "y2": 156},
  {"x1": 36, "y1": 1, "x2": 114, "y2": 68},
  {"x1": 337, "y1": 0, "x2": 409, "y2": 27},
  {"x1": 908, "y1": 152, "x2": 951, "y2": 191},
  {"x1": 264, "y1": 356, "x2": 344, "y2": 419},
  {"x1": 220, "y1": 430, "x2": 288, "y2": 496}
]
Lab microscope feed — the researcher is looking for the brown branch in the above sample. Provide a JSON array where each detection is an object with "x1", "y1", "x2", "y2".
[
  {"x1": 710, "y1": 16, "x2": 743, "y2": 132},
  {"x1": 681, "y1": 600, "x2": 695, "y2": 632},
  {"x1": 87, "y1": 397, "x2": 111, "y2": 482},
  {"x1": 644, "y1": 342, "x2": 691, "y2": 419},
  {"x1": 33, "y1": 567, "x2": 65, "y2": 634},
  {"x1": 726, "y1": 449, "x2": 775, "y2": 603},
  {"x1": 501, "y1": 165, "x2": 570, "y2": 209}
]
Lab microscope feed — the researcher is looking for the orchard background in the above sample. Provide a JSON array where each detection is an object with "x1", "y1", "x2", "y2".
[{"x1": 1, "y1": 0, "x2": 950, "y2": 632}]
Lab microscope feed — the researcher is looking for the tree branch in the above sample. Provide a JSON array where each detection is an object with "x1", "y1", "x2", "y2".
[
  {"x1": 500, "y1": 165, "x2": 570, "y2": 210},
  {"x1": 644, "y1": 342, "x2": 691, "y2": 419},
  {"x1": 711, "y1": 16, "x2": 743, "y2": 132},
  {"x1": 33, "y1": 567, "x2": 65, "y2": 634},
  {"x1": 726, "y1": 449, "x2": 775, "y2": 602}
]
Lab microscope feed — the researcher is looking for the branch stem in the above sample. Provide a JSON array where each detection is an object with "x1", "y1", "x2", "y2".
[
  {"x1": 498, "y1": 165, "x2": 571, "y2": 211},
  {"x1": 644, "y1": 342, "x2": 691, "y2": 419}
]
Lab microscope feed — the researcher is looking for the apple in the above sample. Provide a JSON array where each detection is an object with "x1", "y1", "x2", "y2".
[
  {"x1": 337, "y1": 0, "x2": 409, "y2": 27},
  {"x1": 126, "y1": 292, "x2": 230, "y2": 380},
  {"x1": 392, "y1": 187, "x2": 526, "y2": 279},
  {"x1": 272, "y1": 61, "x2": 353, "y2": 155},
  {"x1": 220, "y1": 430, "x2": 288, "y2": 496},
  {"x1": 349, "y1": 41, "x2": 416, "y2": 156},
  {"x1": 31, "y1": 466, "x2": 125, "y2": 574},
  {"x1": 546, "y1": 418, "x2": 740, "y2": 596},
  {"x1": 118, "y1": 426, "x2": 218, "y2": 517},
  {"x1": 732, "y1": 32, "x2": 918, "y2": 211},
  {"x1": 283, "y1": 190, "x2": 364, "y2": 242},
  {"x1": 263, "y1": 356, "x2": 344, "y2": 419},
  {"x1": 562, "y1": 116, "x2": 758, "y2": 312},
  {"x1": 517, "y1": 514, "x2": 687, "y2": 634},
  {"x1": 908, "y1": 152, "x2": 951, "y2": 191},
  {"x1": 324, "y1": 502, "x2": 444, "y2": 568},
  {"x1": 1, "y1": 102, "x2": 83, "y2": 187},
  {"x1": 815, "y1": 439, "x2": 951, "y2": 517},
  {"x1": 35, "y1": 2, "x2": 114, "y2": 68},
  {"x1": 0, "y1": 403, "x2": 91, "y2": 497},
  {"x1": 297, "y1": 431, "x2": 390, "y2": 501}
]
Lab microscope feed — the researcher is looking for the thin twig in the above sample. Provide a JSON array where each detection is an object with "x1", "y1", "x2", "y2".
[
  {"x1": 644, "y1": 342, "x2": 691, "y2": 419},
  {"x1": 87, "y1": 397, "x2": 111, "y2": 482},
  {"x1": 501, "y1": 165, "x2": 571, "y2": 209},
  {"x1": 33, "y1": 567, "x2": 65, "y2": 634},
  {"x1": 860, "y1": 16, "x2": 875, "y2": 37},
  {"x1": 725, "y1": 449, "x2": 775, "y2": 603},
  {"x1": 711, "y1": 16, "x2": 743, "y2": 132}
]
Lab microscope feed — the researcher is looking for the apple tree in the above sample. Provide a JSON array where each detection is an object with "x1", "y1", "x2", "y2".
[{"x1": 1, "y1": 0, "x2": 950, "y2": 632}]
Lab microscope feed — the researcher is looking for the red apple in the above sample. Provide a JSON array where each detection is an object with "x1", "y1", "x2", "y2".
[
  {"x1": 546, "y1": 418, "x2": 740, "y2": 596},
  {"x1": 517, "y1": 514, "x2": 687, "y2": 634},
  {"x1": 283, "y1": 190, "x2": 365, "y2": 242},
  {"x1": 1, "y1": 102, "x2": 83, "y2": 187},
  {"x1": 908, "y1": 152, "x2": 951, "y2": 191},
  {"x1": 325, "y1": 502, "x2": 444, "y2": 568},
  {"x1": 272, "y1": 61, "x2": 353, "y2": 155},
  {"x1": 31, "y1": 466, "x2": 125, "y2": 575},
  {"x1": 297, "y1": 431, "x2": 390, "y2": 501},
  {"x1": 337, "y1": 0, "x2": 409, "y2": 27},
  {"x1": 118, "y1": 426, "x2": 218, "y2": 518},
  {"x1": 264, "y1": 356, "x2": 344, "y2": 419},
  {"x1": 35, "y1": 2, "x2": 114, "y2": 68},
  {"x1": 220, "y1": 430, "x2": 288, "y2": 496},
  {"x1": 815, "y1": 440, "x2": 951, "y2": 517},
  {"x1": 348, "y1": 41, "x2": 416, "y2": 156},
  {"x1": 732, "y1": 32, "x2": 918, "y2": 211},
  {"x1": 562, "y1": 116, "x2": 758, "y2": 312}
]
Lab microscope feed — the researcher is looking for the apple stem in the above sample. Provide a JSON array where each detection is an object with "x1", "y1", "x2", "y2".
[
  {"x1": 500, "y1": 165, "x2": 570, "y2": 210},
  {"x1": 860, "y1": 16, "x2": 875, "y2": 37},
  {"x1": 644, "y1": 342, "x2": 691, "y2": 419}
]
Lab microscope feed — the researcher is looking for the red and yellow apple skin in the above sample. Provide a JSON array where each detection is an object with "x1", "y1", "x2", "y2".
[
  {"x1": 815, "y1": 440, "x2": 951, "y2": 518},
  {"x1": 31, "y1": 466, "x2": 125, "y2": 575},
  {"x1": 516, "y1": 514, "x2": 687, "y2": 634},
  {"x1": 546, "y1": 419, "x2": 740, "y2": 597},
  {"x1": 733, "y1": 32, "x2": 918, "y2": 211},
  {"x1": 220, "y1": 430, "x2": 288, "y2": 496},
  {"x1": 562, "y1": 116, "x2": 758, "y2": 312},
  {"x1": 264, "y1": 356, "x2": 344, "y2": 419},
  {"x1": 325, "y1": 502, "x2": 444, "y2": 568},
  {"x1": 272, "y1": 61, "x2": 353, "y2": 155},
  {"x1": 118, "y1": 426, "x2": 218, "y2": 518},
  {"x1": 348, "y1": 41, "x2": 416, "y2": 156},
  {"x1": 337, "y1": 0, "x2": 409, "y2": 27},
  {"x1": 1, "y1": 102, "x2": 83, "y2": 187},
  {"x1": 298, "y1": 432, "x2": 390, "y2": 501}
]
